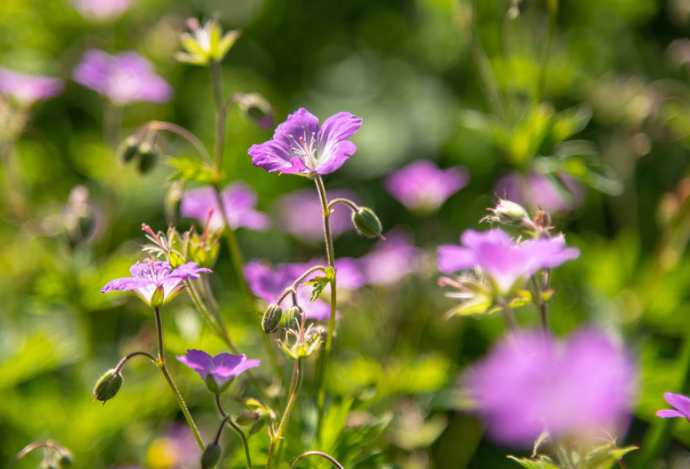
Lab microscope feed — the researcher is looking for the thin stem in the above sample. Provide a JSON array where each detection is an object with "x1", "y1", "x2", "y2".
[
  {"x1": 210, "y1": 60, "x2": 225, "y2": 169},
  {"x1": 314, "y1": 176, "x2": 337, "y2": 419},
  {"x1": 146, "y1": 121, "x2": 213, "y2": 166},
  {"x1": 9, "y1": 441, "x2": 55, "y2": 469},
  {"x1": 289, "y1": 451, "x2": 346, "y2": 469},
  {"x1": 273, "y1": 265, "x2": 329, "y2": 305},
  {"x1": 618, "y1": 459, "x2": 629, "y2": 469},
  {"x1": 537, "y1": 0, "x2": 559, "y2": 103},
  {"x1": 266, "y1": 359, "x2": 303, "y2": 469},
  {"x1": 153, "y1": 307, "x2": 205, "y2": 450},
  {"x1": 327, "y1": 197, "x2": 359, "y2": 213},
  {"x1": 499, "y1": 300, "x2": 518, "y2": 338},
  {"x1": 215, "y1": 394, "x2": 252, "y2": 469},
  {"x1": 113, "y1": 350, "x2": 157, "y2": 374},
  {"x1": 531, "y1": 275, "x2": 549, "y2": 336}
]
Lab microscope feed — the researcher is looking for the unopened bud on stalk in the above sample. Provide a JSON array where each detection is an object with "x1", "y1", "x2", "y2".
[
  {"x1": 282, "y1": 305, "x2": 302, "y2": 330},
  {"x1": 57, "y1": 451, "x2": 74, "y2": 468},
  {"x1": 93, "y1": 369, "x2": 123, "y2": 404},
  {"x1": 352, "y1": 207, "x2": 383, "y2": 238},
  {"x1": 201, "y1": 442, "x2": 222, "y2": 469},
  {"x1": 261, "y1": 303, "x2": 282, "y2": 334},
  {"x1": 149, "y1": 285, "x2": 166, "y2": 308},
  {"x1": 138, "y1": 143, "x2": 158, "y2": 174},
  {"x1": 121, "y1": 136, "x2": 140, "y2": 163}
]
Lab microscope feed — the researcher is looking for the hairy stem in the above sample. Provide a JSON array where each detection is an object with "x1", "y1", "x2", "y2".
[
  {"x1": 153, "y1": 307, "x2": 205, "y2": 450},
  {"x1": 113, "y1": 350, "x2": 157, "y2": 374},
  {"x1": 215, "y1": 394, "x2": 252, "y2": 469},
  {"x1": 146, "y1": 121, "x2": 212, "y2": 165},
  {"x1": 266, "y1": 358, "x2": 303, "y2": 469},
  {"x1": 289, "y1": 451, "x2": 346, "y2": 469}
]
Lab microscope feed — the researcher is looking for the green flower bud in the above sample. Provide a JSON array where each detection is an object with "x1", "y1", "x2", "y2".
[
  {"x1": 93, "y1": 369, "x2": 123, "y2": 404},
  {"x1": 121, "y1": 136, "x2": 140, "y2": 163},
  {"x1": 282, "y1": 305, "x2": 302, "y2": 330},
  {"x1": 352, "y1": 207, "x2": 383, "y2": 238},
  {"x1": 57, "y1": 451, "x2": 74, "y2": 468},
  {"x1": 261, "y1": 303, "x2": 282, "y2": 334},
  {"x1": 138, "y1": 144, "x2": 158, "y2": 174},
  {"x1": 149, "y1": 285, "x2": 166, "y2": 308},
  {"x1": 201, "y1": 442, "x2": 222, "y2": 469}
]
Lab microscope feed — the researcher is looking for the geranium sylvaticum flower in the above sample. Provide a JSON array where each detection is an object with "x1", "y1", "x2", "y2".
[
  {"x1": 180, "y1": 182, "x2": 271, "y2": 232},
  {"x1": 101, "y1": 260, "x2": 210, "y2": 307},
  {"x1": 248, "y1": 108, "x2": 362, "y2": 175},
  {"x1": 0, "y1": 67, "x2": 64, "y2": 107},
  {"x1": 657, "y1": 393, "x2": 690, "y2": 422},
  {"x1": 360, "y1": 229, "x2": 421, "y2": 287},
  {"x1": 177, "y1": 349, "x2": 260, "y2": 393},
  {"x1": 466, "y1": 328, "x2": 636, "y2": 445},
  {"x1": 438, "y1": 229, "x2": 579, "y2": 295},
  {"x1": 384, "y1": 160, "x2": 469, "y2": 214},
  {"x1": 73, "y1": 50, "x2": 172, "y2": 105}
]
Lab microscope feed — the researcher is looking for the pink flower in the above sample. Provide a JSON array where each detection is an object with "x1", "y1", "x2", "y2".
[
  {"x1": 438, "y1": 229, "x2": 579, "y2": 295},
  {"x1": 360, "y1": 229, "x2": 421, "y2": 287},
  {"x1": 494, "y1": 171, "x2": 583, "y2": 214},
  {"x1": 466, "y1": 328, "x2": 636, "y2": 445},
  {"x1": 73, "y1": 50, "x2": 172, "y2": 105},
  {"x1": 177, "y1": 350, "x2": 259, "y2": 393},
  {"x1": 0, "y1": 67, "x2": 63, "y2": 107},
  {"x1": 248, "y1": 108, "x2": 362, "y2": 175},
  {"x1": 384, "y1": 160, "x2": 469, "y2": 214},
  {"x1": 657, "y1": 393, "x2": 690, "y2": 422},
  {"x1": 70, "y1": 0, "x2": 134, "y2": 20}
]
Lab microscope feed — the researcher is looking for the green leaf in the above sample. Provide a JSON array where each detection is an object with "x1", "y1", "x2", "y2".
[
  {"x1": 551, "y1": 103, "x2": 593, "y2": 143},
  {"x1": 166, "y1": 155, "x2": 219, "y2": 185},
  {"x1": 507, "y1": 455, "x2": 561, "y2": 469},
  {"x1": 581, "y1": 444, "x2": 638, "y2": 469},
  {"x1": 303, "y1": 267, "x2": 335, "y2": 304}
]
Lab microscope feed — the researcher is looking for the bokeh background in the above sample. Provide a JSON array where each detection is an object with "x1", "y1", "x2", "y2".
[{"x1": 3, "y1": 0, "x2": 690, "y2": 467}]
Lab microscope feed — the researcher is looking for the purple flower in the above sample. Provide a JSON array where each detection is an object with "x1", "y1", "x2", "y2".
[
  {"x1": 466, "y1": 328, "x2": 636, "y2": 446},
  {"x1": 180, "y1": 182, "x2": 271, "y2": 232},
  {"x1": 248, "y1": 108, "x2": 362, "y2": 175},
  {"x1": 274, "y1": 188, "x2": 360, "y2": 242},
  {"x1": 73, "y1": 50, "x2": 172, "y2": 106},
  {"x1": 657, "y1": 393, "x2": 690, "y2": 421},
  {"x1": 495, "y1": 171, "x2": 583, "y2": 214},
  {"x1": 0, "y1": 67, "x2": 64, "y2": 107},
  {"x1": 244, "y1": 259, "x2": 361, "y2": 321},
  {"x1": 69, "y1": 0, "x2": 134, "y2": 20},
  {"x1": 101, "y1": 260, "x2": 210, "y2": 307},
  {"x1": 177, "y1": 349, "x2": 260, "y2": 393},
  {"x1": 384, "y1": 160, "x2": 469, "y2": 214},
  {"x1": 438, "y1": 229, "x2": 579, "y2": 295},
  {"x1": 360, "y1": 229, "x2": 421, "y2": 287}
]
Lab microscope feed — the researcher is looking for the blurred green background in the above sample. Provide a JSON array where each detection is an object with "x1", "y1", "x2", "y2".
[{"x1": 3, "y1": 0, "x2": 690, "y2": 467}]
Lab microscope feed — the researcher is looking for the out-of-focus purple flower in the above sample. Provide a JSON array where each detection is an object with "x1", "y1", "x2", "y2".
[
  {"x1": 177, "y1": 349, "x2": 259, "y2": 393},
  {"x1": 245, "y1": 259, "x2": 361, "y2": 320},
  {"x1": 0, "y1": 67, "x2": 64, "y2": 107},
  {"x1": 101, "y1": 260, "x2": 210, "y2": 307},
  {"x1": 248, "y1": 108, "x2": 362, "y2": 175},
  {"x1": 180, "y1": 182, "x2": 271, "y2": 232},
  {"x1": 73, "y1": 50, "x2": 172, "y2": 106},
  {"x1": 144, "y1": 424, "x2": 200, "y2": 468},
  {"x1": 360, "y1": 229, "x2": 421, "y2": 287},
  {"x1": 438, "y1": 229, "x2": 579, "y2": 295},
  {"x1": 275, "y1": 188, "x2": 360, "y2": 242},
  {"x1": 657, "y1": 393, "x2": 690, "y2": 421},
  {"x1": 466, "y1": 328, "x2": 636, "y2": 446},
  {"x1": 384, "y1": 160, "x2": 469, "y2": 214},
  {"x1": 70, "y1": 0, "x2": 134, "y2": 20},
  {"x1": 495, "y1": 171, "x2": 583, "y2": 214}
]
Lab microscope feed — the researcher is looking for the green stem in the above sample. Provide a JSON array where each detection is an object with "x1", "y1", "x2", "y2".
[
  {"x1": 531, "y1": 275, "x2": 549, "y2": 336},
  {"x1": 146, "y1": 121, "x2": 213, "y2": 166},
  {"x1": 537, "y1": 0, "x2": 559, "y2": 103},
  {"x1": 210, "y1": 59, "x2": 225, "y2": 169},
  {"x1": 9, "y1": 441, "x2": 59, "y2": 469},
  {"x1": 215, "y1": 394, "x2": 252, "y2": 469},
  {"x1": 499, "y1": 300, "x2": 518, "y2": 338},
  {"x1": 153, "y1": 307, "x2": 205, "y2": 450},
  {"x1": 267, "y1": 359, "x2": 303, "y2": 469},
  {"x1": 314, "y1": 176, "x2": 337, "y2": 419},
  {"x1": 113, "y1": 351, "x2": 157, "y2": 374},
  {"x1": 289, "y1": 451, "x2": 345, "y2": 469}
]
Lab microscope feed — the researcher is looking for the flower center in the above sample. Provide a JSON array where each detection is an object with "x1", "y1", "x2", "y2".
[{"x1": 288, "y1": 131, "x2": 319, "y2": 170}]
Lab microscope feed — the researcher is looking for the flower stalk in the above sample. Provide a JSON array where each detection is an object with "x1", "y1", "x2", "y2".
[
  {"x1": 266, "y1": 358, "x2": 303, "y2": 469},
  {"x1": 215, "y1": 394, "x2": 252, "y2": 469}
]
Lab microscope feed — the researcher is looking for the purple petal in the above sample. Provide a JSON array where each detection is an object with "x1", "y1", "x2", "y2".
[
  {"x1": 177, "y1": 349, "x2": 214, "y2": 379},
  {"x1": 101, "y1": 277, "x2": 149, "y2": 293},
  {"x1": 248, "y1": 140, "x2": 299, "y2": 173},
  {"x1": 317, "y1": 112, "x2": 362, "y2": 143},
  {"x1": 361, "y1": 230, "x2": 420, "y2": 287},
  {"x1": 0, "y1": 67, "x2": 64, "y2": 106},
  {"x1": 180, "y1": 187, "x2": 223, "y2": 230},
  {"x1": 657, "y1": 409, "x2": 687, "y2": 419},
  {"x1": 438, "y1": 245, "x2": 476, "y2": 274},
  {"x1": 664, "y1": 392, "x2": 690, "y2": 418},
  {"x1": 210, "y1": 353, "x2": 245, "y2": 378},
  {"x1": 334, "y1": 257, "x2": 365, "y2": 290},
  {"x1": 315, "y1": 140, "x2": 356, "y2": 175},
  {"x1": 222, "y1": 183, "x2": 271, "y2": 231},
  {"x1": 273, "y1": 108, "x2": 321, "y2": 147},
  {"x1": 170, "y1": 262, "x2": 212, "y2": 280},
  {"x1": 72, "y1": 49, "x2": 110, "y2": 94}
]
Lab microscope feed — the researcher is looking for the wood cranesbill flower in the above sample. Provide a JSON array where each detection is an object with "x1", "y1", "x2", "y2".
[
  {"x1": 101, "y1": 260, "x2": 210, "y2": 307},
  {"x1": 72, "y1": 50, "x2": 172, "y2": 106},
  {"x1": 248, "y1": 108, "x2": 362, "y2": 175},
  {"x1": 466, "y1": 328, "x2": 636, "y2": 446},
  {"x1": 177, "y1": 349, "x2": 260, "y2": 394},
  {"x1": 656, "y1": 392, "x2": 690, "y2": 422},
  {"x1": 180, "y1": 182, "x2": 271, "y2": 232},
  {"x1": 0, "y1": 67, "x2": 64, "y2": 107},
  {"x1": 360, "y1": 229, "x2": 421, "y2": 287},
  {"x1": 384, "y1": 159, "x2": 469, "y2": 214},
  {"x1": 438, "y1": 229, "x2": 579, "y2": 295}
]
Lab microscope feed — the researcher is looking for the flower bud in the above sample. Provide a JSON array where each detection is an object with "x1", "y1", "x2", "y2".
[
  {"x1": 282, "y1": 305, "x2": 302, "y2": 330},
  {"x1": 236, "y1": 93, "x2": 274, "y2": 129},
  {"x1": 57, "y1": 451, "x2": 74, "y2": 468},
  {"x1": 120, "y1": 136, "x2": 140, "y2": 163},
  {"x1": 149, "y1": 285, "x2": 166, "y2": 308},
  {"x1": 352, "y1": 207, "x2": 383, "y2": 238},
  {"x1": 201, "y1": 442, "x2": 222, "y2": 469},
  {"x1": 189, "y1": 231, "x2": 220, "y2": 269},
  {"x1": 261, "y1": 303, "x2": 282, "y2": 334},
  {"x1": 93, "y1": 369, "x2": 123, "y2": 404},
  {"x1": 138, "y1": 143, "x2": 158, "y2": 174}
]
